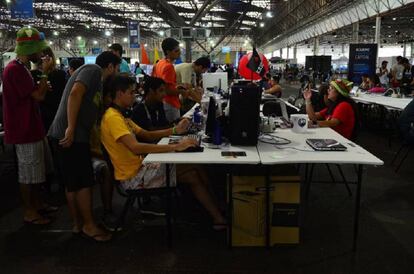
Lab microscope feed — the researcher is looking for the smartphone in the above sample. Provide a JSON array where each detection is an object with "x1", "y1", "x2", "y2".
[{"x1": 221, "y1": 151, "x2": 247, "y2": 157}]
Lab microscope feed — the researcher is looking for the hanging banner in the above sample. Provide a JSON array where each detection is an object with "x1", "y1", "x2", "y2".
[
  {"x1": 348, "y1": 43, "x2": 378, "y2": 84},
  {"x1": 10, "y1": 0, "x2": 34, "y2": 19},
  {"x1": 128, "y1": 21, "x2": 140, "y2": 49}
]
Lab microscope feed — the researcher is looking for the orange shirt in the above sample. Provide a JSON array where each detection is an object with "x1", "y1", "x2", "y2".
[{"x1": 152, "y1": 59, "x2": 180, "y2": 109}]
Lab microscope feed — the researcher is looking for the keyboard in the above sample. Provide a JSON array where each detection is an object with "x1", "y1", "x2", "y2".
[{"x1": 169, "y1": 135, "x2": 204, "y2": 153}]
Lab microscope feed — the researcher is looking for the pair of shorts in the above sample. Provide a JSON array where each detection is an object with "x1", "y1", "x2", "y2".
[
  {"x1": 51, "y1": 140, "x2": 95, "y2": 192},
  {"x1": 121, "y1": 163, "x2": 176, "y2": 190},
  {"x1": 15, "y1": 138, "x2": 53, "y2": 184}
]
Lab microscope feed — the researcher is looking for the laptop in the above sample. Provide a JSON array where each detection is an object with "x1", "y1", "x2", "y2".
[{"x1": 306, "y1": 139, "x2": 347, "y2": 151}]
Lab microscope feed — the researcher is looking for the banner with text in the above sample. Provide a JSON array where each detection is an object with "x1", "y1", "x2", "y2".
[
  {"x1": 10, "y1": 0, "x2": 34, "y2": 19},
  {"x1": 128, "y1": 21, "x2": 140, "y2": 49},
  {"x1": 348, "y1": 44, "x2": 378, "y2": 84}
]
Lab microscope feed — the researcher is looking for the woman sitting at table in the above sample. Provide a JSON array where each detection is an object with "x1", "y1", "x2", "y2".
[
  {"x1": 303, "y1": 79, "x2": 357, "y2": 140},
  {"x1": 263, "y1": 76, "x2": 282, "y2": 98},
  {"x1": 368, "y1": 74, "x2": 386, "y2": 93}
]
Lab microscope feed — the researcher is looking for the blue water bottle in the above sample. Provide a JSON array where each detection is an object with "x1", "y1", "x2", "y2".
[{"x1": 193, "y1": 107, "x2": 201, "y2": 125}]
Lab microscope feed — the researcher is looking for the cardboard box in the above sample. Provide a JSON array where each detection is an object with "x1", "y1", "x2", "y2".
[{"x1": 232, "y1": 174, "x2": 301, "y2": 246}]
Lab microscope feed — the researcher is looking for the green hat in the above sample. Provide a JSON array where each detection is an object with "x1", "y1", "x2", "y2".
[
  {"x1": 330, "y1": 79, "x2": 353, "y2": 97},
  {"x1": 14, "y1": 27, "x2": 48, "y2": 56}
]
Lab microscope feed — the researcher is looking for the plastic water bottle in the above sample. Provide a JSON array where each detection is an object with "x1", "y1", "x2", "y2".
[{"x1": 193, "y1": 107, "x2": 201, "y2": 125}]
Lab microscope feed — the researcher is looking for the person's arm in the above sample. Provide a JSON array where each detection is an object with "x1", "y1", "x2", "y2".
[
  {"x1": 303, "y1": 88, "x2": 323, "y2": 121},
  {"x1": 59, "y1": 82, "x2": 87, "y2": 147},
  {"x1": 135, "y1": 118, "x2": 189, "y2": 142},
  {"x1": 31, "y1": 57, "x2": 54, "y2": 101},
  {"x1": 317, "y1": 119, "x2": 340, "y2": 127},
  {"x1": 118, "y1": 133, "x2": 197, "y2": 155}
]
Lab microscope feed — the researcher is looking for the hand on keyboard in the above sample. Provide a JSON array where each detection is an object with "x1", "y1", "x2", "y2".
[{"x1": 172, "y1": 135, "x2": 204, "y2": 153}]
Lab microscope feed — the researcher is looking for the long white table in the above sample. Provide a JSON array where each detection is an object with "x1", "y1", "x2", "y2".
[
  {"x1": 258, "y1": 127, "x2": 383, "y2": 166},
  {"x1": 352, "y1": 93, "x2": 412, "y2": 110},
  {"x1": 257, "y1": 127, "x2": 383, "y2": 250},
  {"x1": 144, "y1": 139, "x2": 260, "y2": 165}
]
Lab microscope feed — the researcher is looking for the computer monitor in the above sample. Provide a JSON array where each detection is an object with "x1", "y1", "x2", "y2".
[
  {"x1": 84, "y1": 56, "x2": 97, "y2": 64},
  {"x1": 202, "y1": 72, "x2": 228, "y2": 93}
]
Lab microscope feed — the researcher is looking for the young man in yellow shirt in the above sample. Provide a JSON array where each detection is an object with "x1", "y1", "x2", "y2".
[{"x1": 101, "y1": 75, "x2": 226, "y2": 227}]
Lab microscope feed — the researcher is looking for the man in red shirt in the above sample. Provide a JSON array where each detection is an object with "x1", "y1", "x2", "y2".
[
  {"x1": 2, "y1": 27, "x2": 55, "y2": 225},
  {"x1": 152, "y1": 38, "x2": 188, "y2": 123},
  {"x1": 304, "y1": 79, "x2": 357, "y2": 139}
]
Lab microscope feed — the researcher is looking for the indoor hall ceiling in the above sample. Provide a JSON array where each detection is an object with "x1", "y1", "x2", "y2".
[
  {"x1": 301, "y1": 3, "x2": 414, "y2": 48},
  {"x1": 0, "y1": 0, "x2": 278, "y2": 47}
]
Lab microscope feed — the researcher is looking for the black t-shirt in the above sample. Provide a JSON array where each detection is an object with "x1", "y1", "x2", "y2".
[
  {"x1": 31, "y1": 69, "x2": 67, "y2": 132},
  {"x1": 132, "y1": 101, "x2": 169, "y2": 130}
]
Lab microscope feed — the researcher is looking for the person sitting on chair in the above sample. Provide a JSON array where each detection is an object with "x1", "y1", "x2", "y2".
[
  {"x1": 132, "y1": 76, "x2": 170, "y2": 131},
  {"x1": 304, "y1": 79, "x2": 358, "y2": 140},
  {"x1": 263, "y1": 76, "x2": 282, "y2": 98},
  {"x1": 101, "y1": 75, "x2": 226, "y2": 229}
]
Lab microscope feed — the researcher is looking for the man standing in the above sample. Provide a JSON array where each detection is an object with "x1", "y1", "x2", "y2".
[
  {"x1": 2, "y1": 27, "x2": 54, "y2": 225},
  {"x1": 109, "y1": 43, "x2": 130, "y2": 74},
  {"x1": 377, "y1": 60, "x2": 389, "y2": 88},
  {"x1": 175, "y1": 57, "x2": 210, "y2": 105},
  {"x1": 48, "y1": 51, "x2": 121, "y2": 241},
  {"x1": 152, "y1": 38, "x2": 187, "y2": 123}
]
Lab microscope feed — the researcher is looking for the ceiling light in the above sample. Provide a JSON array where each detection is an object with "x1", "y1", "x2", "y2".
[
  {"x1": 123, "y1": 37, "x2": 128, "y2": 43},
  {"x1": 6, "y1": 0, "x2": 11, "y2": 3},
  {"x1": 105, "y1": 30, "x2": 111, "y2": 37},
  {"x1": 392, "y1": 17, "x2": 396, "y2": 20},
  {"x1": 66, "y1": 43, "x2": 71, "y2": 48},
  {"x1": 259, "y1": 22, "x2": 265, "y2": 28},
  {"x1": 144, "y1": 43, "x2": 148, "y2": 47},
  {"x1": 266, "y1": 11, "x2": 273, "y2": 18},
  {"x1": 55, "y1": 14, "x2": 61, "y2": 20},
  {"x1": 53, "y1": 31, "x2": 59, "y2": 36},
  {"x1": 179, "y1": 43, "x2": 184, "y2": 47},
  {"x1": 159, "y1": 30, "x2": 165, "y2": 37},
  {"x1": 77, "y1": 36, "x2": 82, "y2": 41},
  {"x1": 85, "y1": 25, "x2": 90, "y2": 29},
  {"x1": 48, "y1": 41, "x2": 53, "y2": 45},
  {"x1": 93, "y1": 40, "x2": 98, "y2": 45}
]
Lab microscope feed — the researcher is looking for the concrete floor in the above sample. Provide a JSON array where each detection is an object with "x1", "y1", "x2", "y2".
[{"x1": 0, "y1": 83, "x2": 413, "y2": 273}]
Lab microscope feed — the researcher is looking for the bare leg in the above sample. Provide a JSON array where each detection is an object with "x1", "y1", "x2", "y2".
[
  {"x1": 177, "y1": 168, "x2": 225, "y2": 224},
  {"x1": 76, "y1": 187, "x2": 111, "y2": 241},
  {"x1": 20, "y1": 184, "x2": 49, "y2": 224},
  {"x1": 65, "y1": 190, "x2": 82, "y2": 232}
]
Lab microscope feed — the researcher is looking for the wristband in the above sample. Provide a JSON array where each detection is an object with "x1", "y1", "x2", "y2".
[
  {"x1": 172, "y1": 126, "x2": 177, "y2": 135},
  {"x1": 39, "y1": 74, "x2": 48, "y2": 79},
  {"x1": 305, "y1": 100, "x2": 312, "y2": 105}
]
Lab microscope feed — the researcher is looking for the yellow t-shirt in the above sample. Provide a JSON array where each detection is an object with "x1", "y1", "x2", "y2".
[{"x1": 101, "y1": 107, "x2": 143, "y2": 181}]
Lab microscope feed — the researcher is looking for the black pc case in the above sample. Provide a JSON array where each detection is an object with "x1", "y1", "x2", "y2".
[{"x1": 229, "y1": 84, "x2": 261, "y2": 146}]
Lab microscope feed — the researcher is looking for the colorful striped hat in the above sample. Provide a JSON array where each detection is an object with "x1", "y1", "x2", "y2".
[
  {"x1": 330, "y1": 79, "x2": 353, "y2": 97},
  {"x1": 14, "y1": 27, "x2": 48, "y2": 56}
]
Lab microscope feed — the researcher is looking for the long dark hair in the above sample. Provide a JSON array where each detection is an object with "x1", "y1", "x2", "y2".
[{"x1": 327, "y1": 92, "x2": 360, "y2": 140}]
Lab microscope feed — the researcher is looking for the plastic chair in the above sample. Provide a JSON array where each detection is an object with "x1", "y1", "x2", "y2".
[{"x1": 101, "y1": 145, "x2": 176, "y2": 248}]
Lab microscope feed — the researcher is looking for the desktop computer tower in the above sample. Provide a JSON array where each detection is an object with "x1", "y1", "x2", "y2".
[{"x1": 229, "y1": 85, "x2": 261, "y2": 146}]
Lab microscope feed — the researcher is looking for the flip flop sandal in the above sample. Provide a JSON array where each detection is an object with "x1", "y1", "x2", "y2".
[
  {"x1": 38, "y1": 206, "x2": 59, "y2": 215},
  {"x1": 212, "y1": 223, "x2": 228, "y2": 231},
  {"x1": 80, "y1": 231, "x2": 112, "y2": 243},
  {"x1": 24, "y1": 217, "x2": 51, "y2": 225}
]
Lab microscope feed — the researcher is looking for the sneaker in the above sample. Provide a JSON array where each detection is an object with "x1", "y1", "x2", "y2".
[{"x1": 101, "y1": 212, "x2": 122, "y2": 232}]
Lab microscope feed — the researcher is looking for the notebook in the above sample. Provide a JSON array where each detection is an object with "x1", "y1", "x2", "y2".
[{"x1": 306, "y1": 139, "x2": 347, "y2": 151}]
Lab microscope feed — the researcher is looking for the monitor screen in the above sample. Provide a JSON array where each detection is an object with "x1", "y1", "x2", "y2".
[
  {"x1": 84, "y1": 56, "x2": 97, "y2": 64},
  {"x1": 202, "y1": 72, "x2": 228, "y2": 92}
]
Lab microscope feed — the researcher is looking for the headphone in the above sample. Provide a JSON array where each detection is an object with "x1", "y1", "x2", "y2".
[{"x1": 111, "y1": 103, "x2": 132, "y2": 118}]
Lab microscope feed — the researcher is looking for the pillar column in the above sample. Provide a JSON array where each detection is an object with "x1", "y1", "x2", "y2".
[
  {"x1": 185, "y1": 39, "x2": 192, "y2": 62},
  {"x1": 313, "y1": 37, "x2": 319, "y2": 55},
  {"x1": 352, "y1": 22, "x2": 359, "y2": 43}
]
